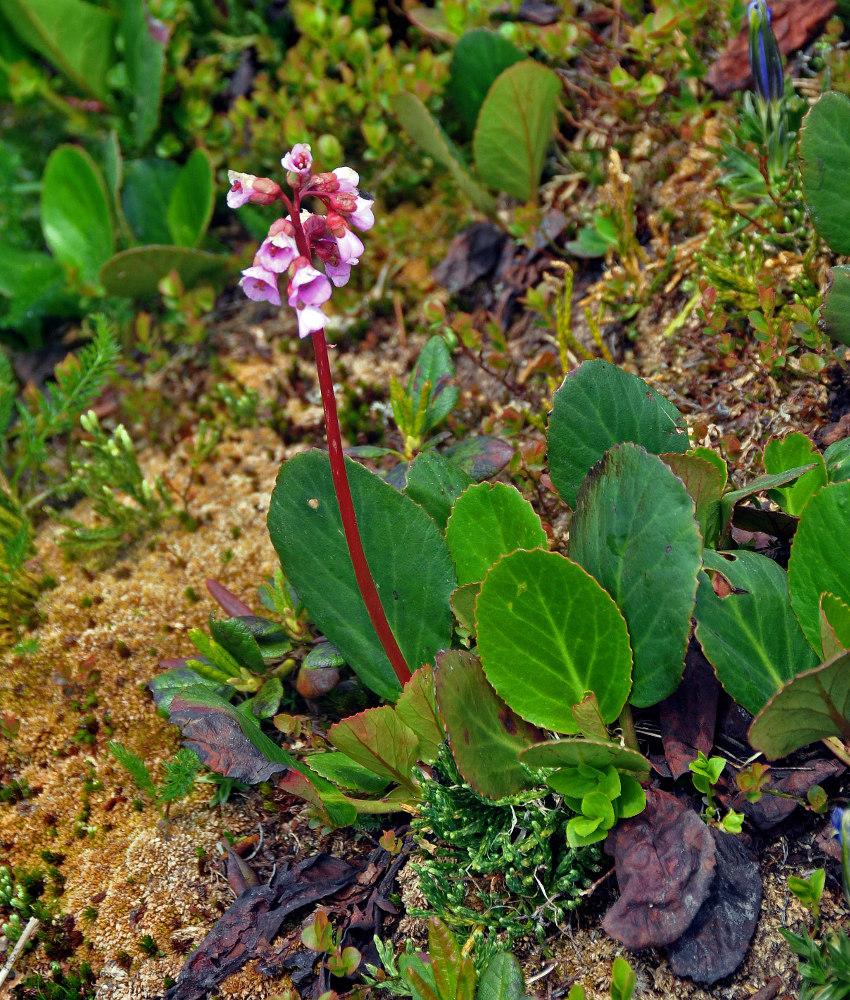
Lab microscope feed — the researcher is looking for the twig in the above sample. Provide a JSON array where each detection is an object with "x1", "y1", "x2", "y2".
[{"x1": 0, "y1": 916, "x2": 40, "y2": 990}]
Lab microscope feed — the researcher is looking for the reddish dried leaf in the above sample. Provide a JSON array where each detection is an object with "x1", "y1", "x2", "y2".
[
  {"x1": 169, "y1": 695, "x2": 291, "y2": 784},
  {"x1": 706, "y1": 0, "x2": 836, "y2": 95},
  {"x1": 603, "y1": 788, "x2": 716, "y2": 948},
  {"x1": 165, "y1": 854, "x2": 357, "y2": 1000},
  {"x1": 659, "y1": 640, "x2": 720, "y2": 780},
  {"x1": 667, "y1": 829, "x2": 762, "y2": 984},
  {"x1": 206, "y1": 578, "x2": 254, "y2": 616},
  {"x1": 431, "y1": 222, "x2": 509, "y2": 293}
]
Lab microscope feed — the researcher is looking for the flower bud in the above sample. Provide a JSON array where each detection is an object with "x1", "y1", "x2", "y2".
[{"x1": 747, "y1": 0, "x2": 783, "y2": 106}]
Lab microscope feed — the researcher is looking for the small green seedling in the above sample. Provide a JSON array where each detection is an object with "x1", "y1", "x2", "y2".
[
  {"x1": 301, "y1": 910, "x2": 361, "y2": 979},
  {"x1": 568, "y1": 955, "x2": 636, "y2": 1000},
  {"x1": 547, "y1": 763, "x2": 645, "y2": 847},
  {"x1": 689, "y1": 751, "x2": 744, "y2": 833},
  {"x1": 788, "y1": 869, "x2": 826, "y2": 930},
  {"x1": 106, "y1": 742, "x2": 201, "y2": 820}
]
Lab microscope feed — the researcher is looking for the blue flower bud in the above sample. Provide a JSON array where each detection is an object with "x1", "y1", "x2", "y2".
[
  {"x1": 833, "y1": 805, "x2": 846, "y2": 844},
  {"x1": 748, "y1": 0, "x2": 784, "y2": 106}
]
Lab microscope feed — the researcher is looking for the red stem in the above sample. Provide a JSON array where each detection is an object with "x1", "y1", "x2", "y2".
[{"x1": 310, "y1": 328, "x2": 412, "y2": 688}]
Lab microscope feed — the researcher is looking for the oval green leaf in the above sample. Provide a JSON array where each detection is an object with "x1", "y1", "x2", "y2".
[
  {"x1": 268, "y1": 451, "x2": 457, "y2": 700},
  {"x1": 434, "y1": 649, "x2": 544, "y2": 799},
  {"x1": 0, "y1": 0, "x2": 117, "y2": 98},
  {"x1": 448, "y1": 29, "x2": 525, "y2": 134},
  {"x1": 788, "y1": 480, "x2": 850, "y2": 650},
  {"x1": 99, "y1": 245, "x2": 227, "y2": 298},
  {"x1": 328, "y1": 706, "x2": 420, "y2": 793},
  {"x1": 799, "y1": 91, "x2": 850, "y2": 255},
  {"x1": 695, "y1": 549, "x2": 819, "y2": 716},
  {"x1": 445, "y1": 482, "x2": 547, "y2": 586},
  {"x1": 472, "y1": 60, "x2": 561, "y2": 202},
  {"x1": 570, "y1": 444, "x2": 702, "y2": 707},
  {"x1": 475, "y1": 548, "x2": 632, "y2": 733},
  {"x1": 748, "y1": 650, "x2": 850, "y2": 759},
  {"x1": 548, "y1": 360, "x2": 689, "y2": 510},
  {"x1": 40, "y1": 145, "x2": 114, "y2": 289},
  {"x1": 167, "y1": 148, "x2": 215, "y2": 248}
]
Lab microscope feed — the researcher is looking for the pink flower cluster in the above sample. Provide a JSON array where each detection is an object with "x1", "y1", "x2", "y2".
[{"x1": 227, "y1": 143, "x2": 374, "y2": 338}]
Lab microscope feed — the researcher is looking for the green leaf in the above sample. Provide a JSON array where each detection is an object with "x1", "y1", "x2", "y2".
[
  {"x1": 0, "y1": 0, "x2": 117, "y2": 99},
  {"x1": 748, "y1": 650, "x2": 850, "y2": 759},
  {"x1": 472, "y1": 60, "x2": 561, "y2": 202},
  {"x1": 395, "y1": 665, "x2": 445, "y2": 764},
  {"x1": 820, "y1": 265, "x2": 850, "y2": 347},
  {"x1": 610, "y1": 956, "x2": 636, "y2": 1000},
  {"x1": 582, "y1": 790, "x2": 616, "y2": 825},
  {"x1": 209, "y1": 615, "x2": 266, "y2": 675},
  {"x1": 520, "y1": 737, "x2": 650, "y2": 778},
  {"x1": 825, "y1": 437, "x2": 850, "y2": 483},
  {"x1": 328, "y1": 706, "x2": 420, "y2": 793},
  {"x1": 821, "y1": 593, "x2": 850, "y2": 659},
  {"x1": 392, "y1": 91, "x2": 497, "y2": 214},
  {"x1": 166, "y1": 149, "x2": 215, "y2": 248},
  {"x1": 268, "y1": 451, "x2": 457, "y2": 700},
  {"x1": 570, "y1": 444, "x2": 702, "y2": 707},
  {"x1": 147, "y1": 667, "x2": 229, "y2": 713},
  {"x1": 763, "y1": 432, "x2": 827, "y2": 515},
  {"x1": 99, "y1": 246, "x2": 227, "y2": 298},
  {"x1": 429, "y1": 917, "x2": 464, "y2": 1000},
  {"x1": 434, "y1": 649, "x2": 543, "y2": 799},
  {"x1": 616, "y1": 774, "x2": 646, "y2": 820},
  {"x1": 475, "y1": 548, "x2": 632, "y2": 733},
  {"x1": 446, "y1": 482, "x2": 547, "y2": 586},
  {"x1": 548, "y1": 360, "x2": 689, "y2": 510},
  {"x1": 121, "y1": 158, "x2": 180, "y2": 244},
  {"x1": 788, "y1": 481, "x2": 850, "y2": 650},
  {"x1": 448, "y1": 29, "x2": 526, "y2": 135},
  {"x1": 450, "y1": 582, "x2": 479, "y2": 634},
  {"x1": 405, "y1": 451, "x2": 472, "y2": 530},
  {"x1": 410, "y1": 336, "x2": 460, "y2": 432},
  {"x1": 250, "y1": 677, "x2": 283, "y2": 719},
  {"x1": 117, "y1": 0, "x2": 166, "y2": 149},
  {"x1": 305, "y1": 751, "x2": 391, "y2": 794},
  {"x1": 0, "y1": 246, "x2": 79, "y2": 336},
  {"x1": 661, "y1": 452, "x2": 725, "y2": 548},
  {"x1": 799, "y1": 91, "x2": 850, "y2": 255},
  {"x1": 476, "y1": 951, "x2": 526, "y2": 1000},
  {"x1": 695, "y1": 550, "x2": 819, "y2": 716},
  {"x1": 40, "y1": 145, "x2": 114, "y2": 289}
]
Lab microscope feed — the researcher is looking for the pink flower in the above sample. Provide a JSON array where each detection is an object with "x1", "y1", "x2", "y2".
[
  {"x1": 336, "y1": 227, "x2": 364, "y2": 262},
  {"x1": 332, "y1": 166, "x2": 360, "y2": 193},
  {"x1": 227, "y1": 170, "x2": 282, "y2": 208},
  {"x1": 288, "y1": 258, "x2": 332, "y2": 337},
  {"x1": 287, "y1": 259, "x2": 332, "y2": 308},
  {"x1": 324, "y1": 260, "x2": 352, "y2": 288},
  {"x1": 256, "y1": 232, "x2": 298, "y2": 273},
  {"x1": 349, "y1": 196, "x2": 375, "y2": 231},
  {"x1": 294, "y1": 303, "x2": 327, "y2": 338},
  {"x1": 239, "y1": 265, "x2": 281, "y2": 305},
  {"x1": 282, "y1": 144, "x2": 313, "y2": 183}
]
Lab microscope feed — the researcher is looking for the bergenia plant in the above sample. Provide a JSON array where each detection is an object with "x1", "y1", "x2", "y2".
[{"x1": 227, "y1": 145, "x2": 411, "y2": 687}]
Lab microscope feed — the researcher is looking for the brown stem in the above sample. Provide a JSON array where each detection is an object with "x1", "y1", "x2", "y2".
[{"x1": 311, "y1": 328, "x2": 412, "y2": 688}]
